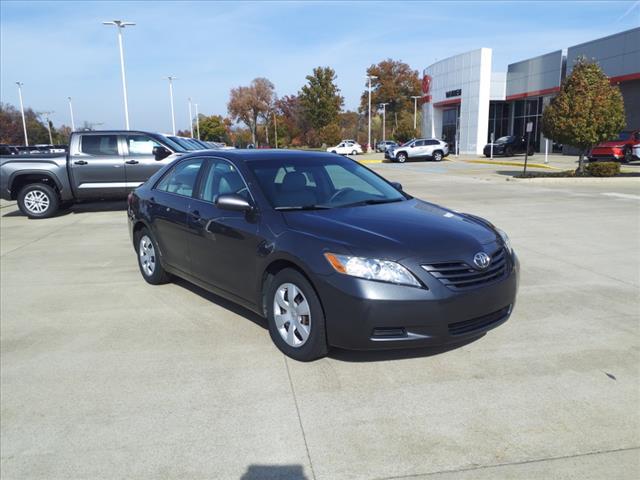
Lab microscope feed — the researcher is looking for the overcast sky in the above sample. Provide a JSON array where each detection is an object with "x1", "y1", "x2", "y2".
[{"x1": 1, "y1": 1, "x2": 638, "y2": 132}]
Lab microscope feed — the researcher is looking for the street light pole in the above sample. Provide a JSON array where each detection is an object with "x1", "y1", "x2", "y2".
[
  {"x1": 103, "y1": 20, "x2": 135, "y2": 129},
  {"x1": 166, "y1": 76, "x2": 177, "y2": 135},
  {"x1": 273, "y1": 111, "x2": 278, "y2": 148},
  {"x1": 410, "y1": 95, "x2": 421, "y2": 130},
  {"x1": 194, "y1": 103, "x2": 200, "y2": 139},
  {"x1": 366, "y1": 75, "x2": 377, "y2": 152},
  {"x1": 68, "y1": 97, "x2": 76, "y2": 131},
  {"x1": 379, "y1": 102, "x2": 389, "y2": 142},
  {"x1": 15, "y1": 82, "x2": 28, "y2": 146},
  {"x1": 41, "y1": 111, "x2": 54, "y2": 144},
  {"x1": 188, "y1": 98, "x2": 194, "y2": 138}
]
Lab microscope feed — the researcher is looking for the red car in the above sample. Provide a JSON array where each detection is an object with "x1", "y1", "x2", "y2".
[{"x1": 589, "y1": 130, "x2": 640, "y2": 162}]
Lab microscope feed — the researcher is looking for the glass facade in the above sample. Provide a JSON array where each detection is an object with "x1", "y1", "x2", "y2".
[
  {"x1": 441, "y1": 107, "x2": 460, "y2": 151},
  {"x1": 487, "y1": 102, "x2": 510, "y2": 143},
  {"x1": 511, "y1": 97, "x2": 543, "y2": 151}
]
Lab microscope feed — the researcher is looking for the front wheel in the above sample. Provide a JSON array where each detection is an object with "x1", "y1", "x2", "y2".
[
  {"x1": 267, "y1": 268, "x2": 327, "y2": 361},
  {"x1": 351, "y1": 150, "x2": 358, "y2": 156},
  {"x1": 504, "y1": 147, "x2": 513, "y2": 157},
  {"x1": 396, "y1": 152, "x2": 407, "y2": 163},
  {"x1": 135, "y1": 228, "x2": 171, "y2": 285},
  {"x1": 17, "y1": 183, "x2": 59, "y2": 219},
  {"x1": 432, "y1": 150, "x2": 443, "y2": 162}
]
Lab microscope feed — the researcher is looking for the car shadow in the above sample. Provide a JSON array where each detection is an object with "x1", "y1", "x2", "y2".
[
  {"x1": 1, "y1": 200, "x2": 127, "y2": 218},
  {"x1": 328, "y1": 335, "x2": 484, "y2": 363}
]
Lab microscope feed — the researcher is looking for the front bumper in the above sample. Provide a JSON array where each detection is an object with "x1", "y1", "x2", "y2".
[{"x1": 315, "y1": 252, "x2": 519, "y2": 350}]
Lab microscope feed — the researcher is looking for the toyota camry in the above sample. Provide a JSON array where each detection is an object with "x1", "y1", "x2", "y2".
[{"x1": 127, "y1": 150, "x2": 519, "y2": 361}]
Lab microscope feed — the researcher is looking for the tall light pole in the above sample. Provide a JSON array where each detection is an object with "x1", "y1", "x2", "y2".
[
  {"x1": 273, "y1": 111, "x2": 278, "y2": 149},
  {"x1": 194, "y1": 103, "x2": 200, "y2": 139},
  {"x1": 103, "y1": 20, "x2": 135, "y2": 130},
  {"x1": 16, "y1": 82, "x2": 28, "y2": 146},
  {"x1": 410, "y1": 95, "x2": 421, "y2": 130},
  {"x1": 366, "y1": 75, "x2": 377, "y2": 152},
  {"x1": 379, "y1": 103, "x2": 389, "y2": 142},
  {"x1": 41, "y1": 111, "x2": 54, "y2": 144},
  {"x1": 188, "y1": 98, "x2": 194, "y2": 138},
  {"x1": 68, "y1": 97, "x2": 76, "y2": 131},
  {"x1": 165, "y1": 76, "x2": 177, "y2": 135}
]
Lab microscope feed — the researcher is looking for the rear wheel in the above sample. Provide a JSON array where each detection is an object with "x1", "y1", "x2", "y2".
[
  {"x1": 351, "y1": 150, "x2": 358, "y2": 155},
  {"x1": 267, "y1": 268, "x2": 327, "y2": 361},
  {"x1": 432, "y1": 150, "x2": 443, "y2": 162},
  {"x1": 135, "y1": 228, "x2": 171, "y2": 285},
  {"x1": 17, "y1": 183, "x2": 59, "y2": 219},
  {"x1": 396, "y1": 152, "x2": 407, "y2": 163},
  {"x1": 504, "y1": 146, "x2": 513, "y2": 157}
]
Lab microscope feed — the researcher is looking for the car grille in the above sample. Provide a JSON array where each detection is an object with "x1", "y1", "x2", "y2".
[
  {"x1": 421, "y1": 248, "x2": 508, "y2": 290},
  {"x1": 448, "y1": 306, "x2": 511, "y2": 336}
]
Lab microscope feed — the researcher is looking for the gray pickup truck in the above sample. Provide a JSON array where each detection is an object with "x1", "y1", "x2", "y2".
[{"x1": 0, "y1": 130, "x2": 185, "y2": 218}]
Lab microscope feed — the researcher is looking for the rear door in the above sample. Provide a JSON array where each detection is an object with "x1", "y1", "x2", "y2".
[
  {"x1": 122, "y1": 133, "x2": 173, "y2": 190},
  {"x1": 69, "y1": 133, "x2": 125, "y2": 198},
  {"x1": 423, "y1": 139, "x2": 439, "y2": 157},
  {"x1": 147, "y1": 157, "x2": 205, "y2": 274},
  {"x1": 412, "y1": 139, "x2": 427, "y2": 158}
]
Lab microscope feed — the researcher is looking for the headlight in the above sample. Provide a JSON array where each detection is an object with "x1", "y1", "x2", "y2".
[
  {"x1": 324, "y1": 253, "x2": 421, "y2": 287},
  {"x1": 497, "y1": 228, "x2": 513, "y2": 253}
]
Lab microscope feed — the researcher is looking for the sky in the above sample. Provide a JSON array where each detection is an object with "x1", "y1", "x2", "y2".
[{"x1": 1, "y1": 1, "x2": 639, "y2": 132}]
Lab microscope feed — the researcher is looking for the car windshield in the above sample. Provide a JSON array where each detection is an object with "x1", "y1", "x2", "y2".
[
  {"x1": 168, "y1": 136, "x2": 199, "y2": 150},
  {"x1": 247, "y1": 156, "x2": 407, "y2": 210},
  {"x1": 615, "y1": 132, "x2": 632, "y2": 141},
  {"x1": 401, "y1": 139, "x2": 415, "y2": 147},
  {"x1": 495, "y1": 136, "x2": 513, "y2": 144}
]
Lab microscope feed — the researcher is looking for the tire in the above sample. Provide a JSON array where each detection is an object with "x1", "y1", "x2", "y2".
[
  {"x1": 504, "y1": 147, "x2": 513, "y2": 157},
  {"x1": 351, "y1": 150, "x2": 358, "y2": 156},
  {"x1": 396, "y1": 152, "x2": 407, "y2": 163},
  {"x1": 331, "y1": 150, "x2": 337, "y2": 154},
  {"x1": 135, "y1": 227, "x2": 171, "y2": 285},
  {"x1": 267, "y1": 268, "x2": 328, "y2": 361},
  {"x1": 432, "y1": 150, "x2": 443, "y2": 162},
  {"x1": 17, "y1": 183, "x2": 59, "y2": 219}
]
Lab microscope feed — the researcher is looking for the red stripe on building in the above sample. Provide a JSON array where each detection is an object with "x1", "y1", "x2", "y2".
[
  {"x1": 609, "y1": 72, "x2": 640, "y2": 84},
  {"x1": 506, "y1": 86, "x2": 560, "y2": 101},
  {"x1": 433, "y1": 98, "x2": 461, "y2": 107}
]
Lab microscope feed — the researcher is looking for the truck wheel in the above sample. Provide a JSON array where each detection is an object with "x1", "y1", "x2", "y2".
[
  {"x1": 397, "y1": 152, "x2": 407, "y2": 163},
  {"x1": 17, "y1": 183, "x2": 59, "y2": 219},
  {"x1": 135, "y1": 227, "x2": 171, "y2": 285}
]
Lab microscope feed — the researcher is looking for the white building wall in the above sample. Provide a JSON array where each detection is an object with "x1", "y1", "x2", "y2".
[{"x1": 422, "y1": 48, "x2": 493, "y2": 155}]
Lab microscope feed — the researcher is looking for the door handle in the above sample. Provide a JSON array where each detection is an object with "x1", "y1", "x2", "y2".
[
  {"x1": 74, "y1": 160, "x2": 88, "y2": 165},
  {"x1": 125, "y1": 159, "x2": 139, "y2": 165}
]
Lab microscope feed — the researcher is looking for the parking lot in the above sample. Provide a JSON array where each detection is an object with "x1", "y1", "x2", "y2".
[{"x1": 1, "y1": 160, "x2": 639, "y2": 479}]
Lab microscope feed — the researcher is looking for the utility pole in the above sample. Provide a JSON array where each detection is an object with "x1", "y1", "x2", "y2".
[
  {"x1": 410, "y1": 95, "x2": 421, "y2": 130},
  {"x1": 16, "y1": 82, "x2": 28, "y2": 146},
  {"x1": 379, "y1": 103, "x2": 389, "y2": 142},
  {"x1": 366, "y1": 75, "x2": 377, "y2": 152},
  {"x1": 41, "y1": 111, "x2": 55, "y2": 144},
  {"x1": 102, "y1": 20, "x2": 135, "y2": 129},
  {"x1": 194, "y1": 103, "x2": 200, "y2": 139},
  {"x1": 166, "y1": 76, "x2": 177, "y2": 135},
  {"x1": 68, "y1": 97, "x2": 76, "y2": 131},
  {"x1": 188, "y1": 98, "x2": 194, "y2": 138}
]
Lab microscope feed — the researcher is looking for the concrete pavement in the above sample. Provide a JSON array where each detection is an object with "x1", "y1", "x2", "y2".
[{"x1": 1, "y1": 160, "x2": 639, "y2": 479}]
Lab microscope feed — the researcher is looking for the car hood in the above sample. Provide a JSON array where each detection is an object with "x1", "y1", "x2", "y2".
[
  {"x1": 282, "y1": 199, "x2": 498, "y2": 262},
  {"x1": 593, "y1": 141, "x2": 628, "y2": 149}
]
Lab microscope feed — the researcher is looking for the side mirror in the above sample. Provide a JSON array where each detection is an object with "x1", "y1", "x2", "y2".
[
  {"x1": 390, "y1": 182, "x2": 403, "y2": 191},
  {"x1": 153, "y1": 146, "x2": 171, "y2": 161},
  {"x1": 216, "y1": 194, "x2": 253, "y2": 212},
  {"x1": 410, "y1": 144, "x2": 414, "y2": 148}
]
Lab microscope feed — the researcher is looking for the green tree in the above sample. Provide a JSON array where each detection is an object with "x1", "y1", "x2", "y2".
[
  {"x1": 542, "y1": 57, "x2": 625, "y2": 173},
  {"x1": 199, "y1": 114, "x2": 231, "y2": 143},
  {"x1": 359, "y1": 59, "x2": 421, "y2": 138},
  {"x1": 319, "y1": 123, "x2": 341, "y2": 146},
  {"x1": 299, "y1": 67, "x2": 344, "y2": 140},
  {"x1": 0, "y1": 103, "x2": 49, "y2": 145}
]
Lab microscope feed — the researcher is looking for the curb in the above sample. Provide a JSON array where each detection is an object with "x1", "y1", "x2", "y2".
[
  {"x1": 464, "y1": 159, "x2": 560, "y2": 170},
  {"x1": 506, "y1": 176, "x2": 640, "y2": 184}
]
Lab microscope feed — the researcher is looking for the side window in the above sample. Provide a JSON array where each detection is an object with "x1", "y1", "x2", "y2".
[
  {"x1": 200, "y1": 160, "x2": 249, "y2": 203},
  {"x1": 80, "y1": 135, "x2": 119, "y2": 156},
  {"x1": 414, "y1": 140, "x2": 426, "y2": 147},
  {"x1": 155, "y1": 158, "x2": 203, "y2": 197},
  {"x1": 425, "y1": 140, "x2": 439, "y2": 146},
  {"x1": 126, "y1": 134, "x2": 161, "y2": 155}
]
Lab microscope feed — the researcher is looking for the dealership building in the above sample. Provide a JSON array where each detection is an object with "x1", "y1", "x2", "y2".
[{"x1": 421, "y1": 27, "x2": 640, "y2": 155}]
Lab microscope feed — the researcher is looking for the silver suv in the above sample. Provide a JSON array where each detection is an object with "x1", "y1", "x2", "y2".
[{"x1": 386, "y1": 138, "x2": 449, "y2": 163}]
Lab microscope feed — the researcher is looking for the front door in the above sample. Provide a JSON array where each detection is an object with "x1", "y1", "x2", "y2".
[
  {"x1": 69, "y1": 133, "x2": 125, "y2": 199},
  {"x1": 122, "y1": 133, "x2": 173, "y2": 190},
  {"x1": 148, "y1": 157, "x2": 205, "y2": 274},
  {"x1": 186, "y1": 158, "x2": 261, "y2": 301}
]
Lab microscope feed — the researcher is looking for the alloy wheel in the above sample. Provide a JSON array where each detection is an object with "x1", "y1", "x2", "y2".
[
  {"x1": 139, "y1": 235, "x2": 156, "y2": 277},
  {"x1": 273, "y1": 283, "x2": 311, "y2": 347},
  {"x1": 23, "y1": 190, "x2": 50, "y2": 214}
]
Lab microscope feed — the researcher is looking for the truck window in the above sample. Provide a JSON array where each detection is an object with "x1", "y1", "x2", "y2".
[
  {"x1": 81, "y1": 135, "x2": 119, "y2": 156},
  {"x1": 125, "y1": 134, "x2": 161, "y2": 155}
]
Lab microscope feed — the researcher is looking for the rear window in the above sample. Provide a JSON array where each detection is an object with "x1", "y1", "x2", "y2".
[{"x1": 81, "y1": 135, "x2": 119, "y2": 156}]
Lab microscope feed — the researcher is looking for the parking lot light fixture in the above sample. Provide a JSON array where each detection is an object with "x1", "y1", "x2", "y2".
[
  {"x1": 366, "y1": 75, "x2": 377, "y2": 152},
  {"x1": 379, "y1": 102, "x2": 389, "y2": 142},
  {"x1": 15, "y1": 82, "x2": 28, "y2": 146},
  {"x1": 165, "y1": 76, "x2": 177, "y2": 136},
  {"x1": 68, "y1": 97, "x2": 76, "y2": 131},
  {"x1": 102, "y1": 20, "x2": 135, "y2": 130},
  {"x1": 410, "y1": 95, "x2": 421, "y2": 130}
]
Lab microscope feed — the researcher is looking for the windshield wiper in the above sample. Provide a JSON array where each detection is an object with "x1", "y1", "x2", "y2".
[
  {"x1": 275, "y1": 205, "x2": 332, "y2": 211},
  {"x1": 339, "y1": 198, "x2": 404, "y2": 208}
]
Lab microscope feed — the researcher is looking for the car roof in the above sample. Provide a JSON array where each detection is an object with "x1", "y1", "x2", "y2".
[{"x1": 177, "y1": 148, "x2": 346, "y2": 163}]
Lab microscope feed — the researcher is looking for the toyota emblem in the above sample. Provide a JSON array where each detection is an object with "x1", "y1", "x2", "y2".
[{"x1": 473, "y1": 252, "x2": 491, "y2": 269}]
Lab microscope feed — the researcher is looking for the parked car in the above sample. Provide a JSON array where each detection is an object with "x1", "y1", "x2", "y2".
[
  {"x1": 386, "y1": 138, "x2": 449, "y2": 163},
  {"x1": 589, "y1": 130, "x2": 640, "y2": 162},
  {"x1": 376, "y1": 141, "x2": 398, "y2": 153},
  {"x1": 0, "y1": 130, "x2": 185, "y2": 218},
  {"x1": 327, "y1": 141, "x2": 363, "y2": 155},
  {"x1": 128, "y1": 150, "x2": 519, "y2": 361},
  {"x1": 633, "y1": 143, "x2": 640, "y2": 161},
  {"x1": 483, "y1": 136, "x2": 534, "y2": 157}
]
